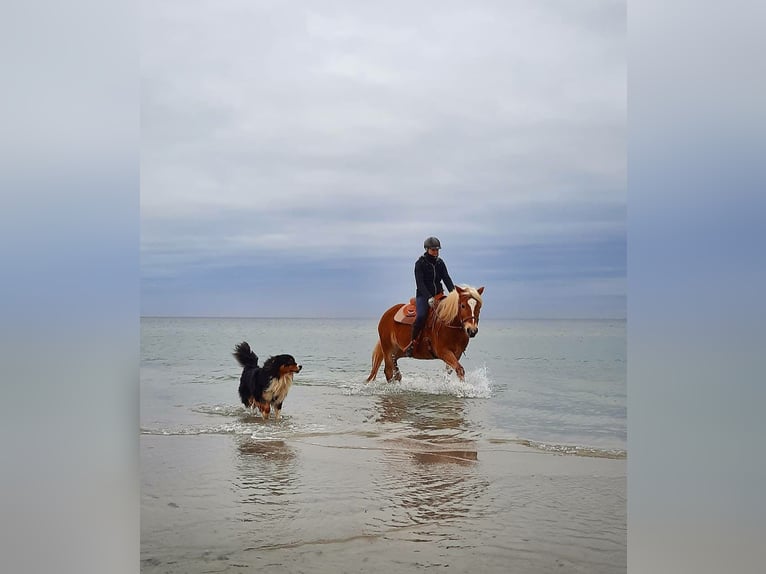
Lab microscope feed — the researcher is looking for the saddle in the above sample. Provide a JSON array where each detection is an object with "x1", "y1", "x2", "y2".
[{"x1": 393, "y1": 293, "x2": 446, "y2": 325}]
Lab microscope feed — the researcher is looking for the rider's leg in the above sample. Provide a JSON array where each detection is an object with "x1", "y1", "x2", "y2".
[{"x1": 405, "y1": 296, "x2": 430, "y2": 356}]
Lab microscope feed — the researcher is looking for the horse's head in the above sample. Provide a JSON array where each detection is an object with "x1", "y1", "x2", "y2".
[{"x1": 455, "y1": 285, "x2": 484, "y2": 337}]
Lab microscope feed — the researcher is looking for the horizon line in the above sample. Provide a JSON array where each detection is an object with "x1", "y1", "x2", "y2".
[{"x1": 140, "y1": 315, "x2": 626, "y2": 321}]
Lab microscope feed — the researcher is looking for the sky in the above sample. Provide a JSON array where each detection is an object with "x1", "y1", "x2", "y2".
[{"x1": 140, "y1": 0, "x2": 626, "y2": 319}]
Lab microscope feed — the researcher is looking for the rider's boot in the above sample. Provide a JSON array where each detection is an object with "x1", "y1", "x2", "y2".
[{"x1": 404, "y1": 324, "x2": 422, "y2": 357}]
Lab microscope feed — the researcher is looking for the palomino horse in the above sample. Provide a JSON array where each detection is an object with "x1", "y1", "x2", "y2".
[{"x1": 367, "y1": 285, "x2": 485, "y2": 383}]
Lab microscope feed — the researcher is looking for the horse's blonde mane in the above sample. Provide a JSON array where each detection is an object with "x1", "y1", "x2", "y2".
[{"x1": 435, "y1": 285, "x2": 483, "y2": 323}]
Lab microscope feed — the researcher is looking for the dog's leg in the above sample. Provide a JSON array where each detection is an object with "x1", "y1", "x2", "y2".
[
  {"x1": 259, "y1": 402, "x2": 271, "y2": 420},
  {"x1": 273, "y1": 402, "x2": 283, "y2": 420}
]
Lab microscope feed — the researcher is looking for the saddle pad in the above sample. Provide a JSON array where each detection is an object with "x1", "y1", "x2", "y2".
[{"x1": 394, "y1": 303, "x2": 417, "y2": 324}]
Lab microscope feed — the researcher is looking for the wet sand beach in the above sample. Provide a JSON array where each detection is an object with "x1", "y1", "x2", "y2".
[{"x1": 141, "y1": 430, "x2": 625, "y2": 573}]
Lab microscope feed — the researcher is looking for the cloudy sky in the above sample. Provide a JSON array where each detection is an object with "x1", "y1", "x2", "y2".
[{"x1": 141, "y1": 0, "x2": 625, "y2": 319}]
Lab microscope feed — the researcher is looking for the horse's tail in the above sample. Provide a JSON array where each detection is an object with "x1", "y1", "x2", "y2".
[{"x1": 366, "y1": 340, "x2": 384, "y2": 382}]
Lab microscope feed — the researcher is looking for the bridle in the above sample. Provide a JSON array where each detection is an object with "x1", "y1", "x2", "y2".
[{"x1": 431, "y1": 295, "x2": 481, "y2": 330}]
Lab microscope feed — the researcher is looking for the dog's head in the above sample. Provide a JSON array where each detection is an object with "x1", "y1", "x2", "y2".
[{"x1": 264, "y1": 354, "x2": 302, "y2": 378}]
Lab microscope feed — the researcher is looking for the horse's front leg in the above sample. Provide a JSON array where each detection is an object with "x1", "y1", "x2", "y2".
[{"x1": 438, "y1": 350, "x2": 465, "y2": 381}]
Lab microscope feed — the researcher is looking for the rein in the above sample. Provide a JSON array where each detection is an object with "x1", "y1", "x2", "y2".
[{"x1": 431, "y1": 298, "x2": 479, "y2": 330}]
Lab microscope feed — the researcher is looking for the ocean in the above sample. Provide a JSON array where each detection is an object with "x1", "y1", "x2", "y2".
[{"x1": 141, "y1": 317, "x2": 626, "y2": 573}]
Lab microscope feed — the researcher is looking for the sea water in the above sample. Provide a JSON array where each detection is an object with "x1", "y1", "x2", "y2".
[
  {"x1": 141, "y1": 317, "x2": 626, "y2": 573},
  {"x1": 141, "y1": 317, "x2": 625, "y2": 453}
]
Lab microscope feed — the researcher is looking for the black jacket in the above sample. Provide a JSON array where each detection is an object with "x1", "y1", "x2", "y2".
[{"x1": 414, "y1": 253, "x2": 455, "y2": 298}]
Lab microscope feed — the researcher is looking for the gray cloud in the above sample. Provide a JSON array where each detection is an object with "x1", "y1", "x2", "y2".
[{"x1": 141, "y1": 0, "x2": 626, "y2": 317}]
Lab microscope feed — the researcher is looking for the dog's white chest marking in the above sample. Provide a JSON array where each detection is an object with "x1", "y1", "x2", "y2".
[{"x1": 262, "y1": 373, "x2": 294, "y2": 404}]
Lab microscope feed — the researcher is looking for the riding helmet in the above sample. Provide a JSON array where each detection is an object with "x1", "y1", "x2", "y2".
[{"x1": 424, "y1": 236, "x2": 441, "y2": 250}]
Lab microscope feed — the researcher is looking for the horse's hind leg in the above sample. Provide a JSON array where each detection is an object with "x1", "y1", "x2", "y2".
[
  {"x1": 391, "y1": 356, "x2": 402, "y2": 382},
  {"x1": 382, "y1": 348, "x2": 404, "y2": 382},
  {"x1": 382, "y1": 347, "x2": 395, "y2": 382}
]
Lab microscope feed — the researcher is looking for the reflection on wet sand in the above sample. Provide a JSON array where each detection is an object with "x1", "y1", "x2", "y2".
[
  {"x1": 233, "y1": 437, "x2": 300, "y2": 523},
  {"x1": 237, "y1": 438, "x2": 297, "y2": 462},
  {"x1": 376, "y1": 394, "x2": 467, "y2": 431},
  {"x1": 370, "y1": 394, "x2": 490, "y2": 533},
  {"x1": 412, "y1": 448, "x2": 477, "y2": 465},
  {"x1": 377, "y1": 393, "x2": 479, "y2": 461}
]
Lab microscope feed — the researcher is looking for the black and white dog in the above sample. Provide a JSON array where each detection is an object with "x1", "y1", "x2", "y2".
[{"x1": 233, "y1": 341, "x2": 302, "y2": 420}]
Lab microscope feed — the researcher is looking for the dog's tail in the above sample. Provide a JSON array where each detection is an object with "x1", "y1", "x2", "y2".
[
  {"x1": 366, "y1": 340, "x2": 384, "y2": 382},
  {"x1": 233, "y1": 341, "x2": 259, "y2": 368}
]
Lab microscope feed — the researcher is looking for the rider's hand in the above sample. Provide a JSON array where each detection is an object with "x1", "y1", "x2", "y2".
[{"x1": 428, "y1": 297, "x2": 435, "y2": 307}]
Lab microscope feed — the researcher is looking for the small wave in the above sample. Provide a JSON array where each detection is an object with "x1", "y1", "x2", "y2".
[
  {"x1": 140, "y1": 423, "x2": 251, "y2": 436},
  {"x1": 185, "y1": 374, "x2": 236, "y2": 384},
  {"x1": 140, "y1": 418, "x2": 334, "y2": 440},
  {"x1": 140, "y1": 423, "x2": 290, "y2": 438},
  {"x1": 192, "y1": 404, "x2": 244, "y2": 417},
  {"x1": 514, "y1": 438, "x2": 626, "y2": 459}
]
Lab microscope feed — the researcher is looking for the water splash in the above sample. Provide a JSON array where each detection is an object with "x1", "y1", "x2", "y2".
[{"x1": 347, "y1": 364, "x2": 493, "y2": 399}]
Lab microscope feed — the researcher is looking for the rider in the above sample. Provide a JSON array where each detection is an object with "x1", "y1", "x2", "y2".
[{"x1": 404, "y1": 236, "x2": 455, "y2": 357}]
